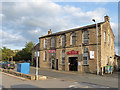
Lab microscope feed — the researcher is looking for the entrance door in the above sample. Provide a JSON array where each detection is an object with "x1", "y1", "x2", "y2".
[
  {"x1": 56, "y1": 59, "x2": 58, "y2": 70},
  {"x1": 51, "y1": 58, "x2": 55, "y2": 69},
  {"x1": 69, "y1": 57, "x2": 78, "y2": 71}
]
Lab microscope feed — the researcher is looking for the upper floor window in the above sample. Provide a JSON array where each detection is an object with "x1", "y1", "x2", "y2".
[
  {"x1": 43, "y1": 51, "x2": 47, "y2": 61},
  {"x1": 44, "y1": 39, "x2": 47, "y2": 48},
  {"x1": 104, "y1": 32, "x2": 106, "y2": 43},
  {"x1": 61, "y1": 50, "x2": 65, "y2": 65},
  {"x1": 51, "y1": 37, "x2": 55, "y2": 48},
  {"x1": 61, "y1": 35, "x2": 66, "y2": 47},
  {"x1": 70, "y1": 32, "x2": 76, "y2": 45},
  {"x1": 108, "y1": 35, "x2": 110, "y2": 44},
  {"x1": 83, "y1": 30, "x2": 89, "y2": 44},
  {"x1": 111, "y1": 38, "x2": 113, "y2": 46},
  {"x1": 83, "y1": 47, "x2": 89, "y2": 65}
]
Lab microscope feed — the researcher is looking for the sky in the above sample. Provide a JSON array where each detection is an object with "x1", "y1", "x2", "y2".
[{"x1": 0, "y1": 0, "x2": 119, "y2": 55}]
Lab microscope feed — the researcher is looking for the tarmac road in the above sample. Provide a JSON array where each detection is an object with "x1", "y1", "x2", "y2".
[
  {"x1": 13, "y1": 65, "x2": 119, "y2": 88},
  {"x1": 29, "y1": 67, "x2": 118, "y2": 88},
  {"x1": 1, "y1": 72, "x2": 111, "y2": 88}
]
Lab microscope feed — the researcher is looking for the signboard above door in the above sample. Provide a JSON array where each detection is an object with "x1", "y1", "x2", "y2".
[
  {"x1": 67, "y1": 50, "x2": 79, "y2": 55},
  {"x1": 48, "y1": 50, "x2": 56, "y2": 53}
]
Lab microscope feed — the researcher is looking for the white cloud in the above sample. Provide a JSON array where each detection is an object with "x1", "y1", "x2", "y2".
[
  {"x1": 2, "y1": 1, "x2": 117, "y2": 50},
  {"x1": 2, "y1": 31, "x2": 26, "y2": 49}
]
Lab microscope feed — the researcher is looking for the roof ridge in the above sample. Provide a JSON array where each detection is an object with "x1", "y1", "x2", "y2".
[{"x1": 39, "y1": 21, "x2": 104, "y2": 38}]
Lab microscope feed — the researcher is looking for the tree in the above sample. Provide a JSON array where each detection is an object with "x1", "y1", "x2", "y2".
[
  {"x1": 1, "y1": 47, "x2": 15, "y2": 61},
  {"x1": 14, "y1": 41, "x2": 35, "y2": 61}
]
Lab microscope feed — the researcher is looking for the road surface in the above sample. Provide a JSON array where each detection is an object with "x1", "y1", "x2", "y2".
[
  {"x1": 1, "y1": 72, "x2": 111, "y2": 88},
  {"x1": 13, "y1": 66, "x2": 119, "y2": 88}
]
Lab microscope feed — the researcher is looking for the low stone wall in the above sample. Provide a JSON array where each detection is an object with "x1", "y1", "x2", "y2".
[{"x1": 0, "y1": 68, "x2": 47, "y2": 80}]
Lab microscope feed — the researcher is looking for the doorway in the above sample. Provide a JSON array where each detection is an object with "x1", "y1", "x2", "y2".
[
  {"x1": 51, "y1": 58, "x2": 55, "y2": 69},
  {"x1": 69, "y1": 57, "x2": 78, "y2": 71},
  {"x1": 56, "y1": 59, "x2": 58, "y2": 70}
]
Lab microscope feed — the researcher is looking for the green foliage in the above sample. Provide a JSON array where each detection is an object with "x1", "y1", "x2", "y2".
[
  {"x1": 14, "y1": 41, "x2": 35, "y2": 61},
  {"x1": 1, "y1": 47, "x2": 15, "y2": 61}
]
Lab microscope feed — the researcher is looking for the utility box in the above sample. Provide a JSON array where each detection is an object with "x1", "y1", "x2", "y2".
[
  {"x1": 17, "y1": 63, "x2": 30, "y2": 74},
  {"x1": 105, "y1": 66, "x2": 112, "y2": 74}
]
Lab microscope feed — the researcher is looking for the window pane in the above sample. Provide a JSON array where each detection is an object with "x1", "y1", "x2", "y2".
[
  {"x1": 45, "y1": 51, "x2": 47, "y2": 61},
  {"x1": 83, "y1": 47, "x2": 88, "y2": 53},
  {"x1": 62, "y1": 35, "x2": 65, "y2": 47},
  {"x1": 104, "y1": 32, "x2": 106, "y2": 42},
  {"x1": 51, "y1": 38, "x2": 55, "y2": 48},
  {"x1": 45, "y1": 39, "x2": 47, "y2": 48},
  {"x1": 43, "y1": 51, "x2": 47, "y2": 61},
  {"x1": 83, "y1": 60, "x2": 88, "y2": 65},
  {"x1": 83, "y1": 56, "x2": 88, "y2": 65},
  {"x1": 61, "y1": 50, "x2": 65, "y2": 64},
  {"x1": 83, "y1": 31, "x2": 88, "y2": 44},
  {"x1": 71, "y1": 33, "x2": 76, "y2": 45}
]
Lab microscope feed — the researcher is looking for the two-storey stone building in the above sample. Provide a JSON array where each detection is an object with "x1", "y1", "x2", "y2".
[{"x1": 32, "y1": 15, "x2": 115, "y2": 74}]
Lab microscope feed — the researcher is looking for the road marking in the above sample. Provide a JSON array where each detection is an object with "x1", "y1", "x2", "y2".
[
  {"x1": 2, "y1": 72, "x2": 28, "y2": 81},
  {"x1": 74, "y1": 82, "x2": 78, "y2": 84},
  {"x1": 68, "y1": 85, "x2": 78, "y2": 88}
]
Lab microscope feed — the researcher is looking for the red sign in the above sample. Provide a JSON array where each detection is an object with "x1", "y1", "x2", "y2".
[
  {"x1": 67, "y1": 50, "x2": 79, "y2": 55},
  {"x1": 48, "y1": 50, "x2": 56, "y2": 53}
]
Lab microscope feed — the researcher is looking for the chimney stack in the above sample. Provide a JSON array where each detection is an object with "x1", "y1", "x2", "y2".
[
  {"x1": 104, "y1": 15, "x2": 109, "y2": 22},
  {"x1": 48, "y1": 29, "x2": 52, "y2": 34}
]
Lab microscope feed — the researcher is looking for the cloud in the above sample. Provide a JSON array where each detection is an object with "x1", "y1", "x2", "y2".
[
  {"x1": 2, "y1": 31, "x2": 26, "y2": 48},
  {"x1": 2, "y1": 1, "x2": 117, "y2": 51}
]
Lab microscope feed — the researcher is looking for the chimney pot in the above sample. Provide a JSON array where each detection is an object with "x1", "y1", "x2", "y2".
[
  {"x1": 48, "y1": 29, "x2": 52, "y2": 34},
  {"x1": 104, "y1": 15, "x2": 110, "y2": 22}
]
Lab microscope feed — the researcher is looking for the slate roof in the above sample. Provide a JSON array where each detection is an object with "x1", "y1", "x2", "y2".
[{"x1": 39, "y1": 22, "x2": 104, "y2": 39}]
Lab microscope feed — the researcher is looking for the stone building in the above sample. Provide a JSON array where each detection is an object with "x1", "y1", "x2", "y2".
[{"x1": 32, "y1": 15, "x2": 115, "y2": 74}]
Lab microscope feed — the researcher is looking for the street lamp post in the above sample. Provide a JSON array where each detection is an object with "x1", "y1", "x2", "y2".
[
  {"x1": 35, "y1": 51, "x2": 39, "y2": 80},
  {"x1": 92, "y1": 19, "x2": 99, "y2": 75}
]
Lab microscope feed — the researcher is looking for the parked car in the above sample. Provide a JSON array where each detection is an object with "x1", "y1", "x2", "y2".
[{"x1": 2, "y1": 61, "x2": 15, "y2": 69}]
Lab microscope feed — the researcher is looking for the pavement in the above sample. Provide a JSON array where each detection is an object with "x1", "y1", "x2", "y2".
[
  {"x1": 1, "y1": 72, "x2": 111, "y2": 88},
  {"x1": 13, "y1": 65, "x2": 119, "y2": 88}
]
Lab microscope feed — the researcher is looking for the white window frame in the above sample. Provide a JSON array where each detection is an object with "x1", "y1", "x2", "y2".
[
  {"x1": 43, "y1": 51, "x2": 47, "y2": 61},
  {"x1": 83, "y1": 47, "x2": 89, "y2": 65},
  {"x1": 104, "y1": 32, "x2": 106, "y2": 43},
  {"x1": 61, "y1": 50, "x2": 65, "y2": 65},
  {"x1": 51, "y1": 37, "x2": 55, "y2": 48},
  {"x1": 44, "y1": 39, "x2": 47, "y2": 48},
  {"x1": 82, "y1": 31, "x2": 88, "y2": 44},
  {"x1": 83, "y1": 53, "x2": 89, "y2": 65},
  {"x1": 70, "y1": 33, "x2": 76, "y2": 45},
  {"x1": 61, "y1": 35, "x2": 65, "y2": 47}
]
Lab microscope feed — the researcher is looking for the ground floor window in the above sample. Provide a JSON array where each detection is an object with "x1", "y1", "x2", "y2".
[
  {"x1": 83, "y1": 47, "x2": 89, "y2": 65},
  {"x1": 61, "y1": 50, "x2": 65, "y2": 65},
  {"x1": 43, "y1": 51, "x2": 47, "y2": 61},
  {"x1": 83, "y1": 56, "x2": 88, "y2": 65}
]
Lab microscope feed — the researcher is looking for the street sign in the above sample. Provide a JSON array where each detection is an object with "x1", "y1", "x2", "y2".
[{"x1": 35, "y1": 51, "x2": 39, "y2": 57}]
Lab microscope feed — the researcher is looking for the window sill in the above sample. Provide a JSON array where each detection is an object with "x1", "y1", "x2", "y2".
[
  {"x1": 82, "y1": 64, "x2": 89, "y2": 66},
  {"x1": 43, "y1": 60, "x2": 47, "y2": 62}
]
